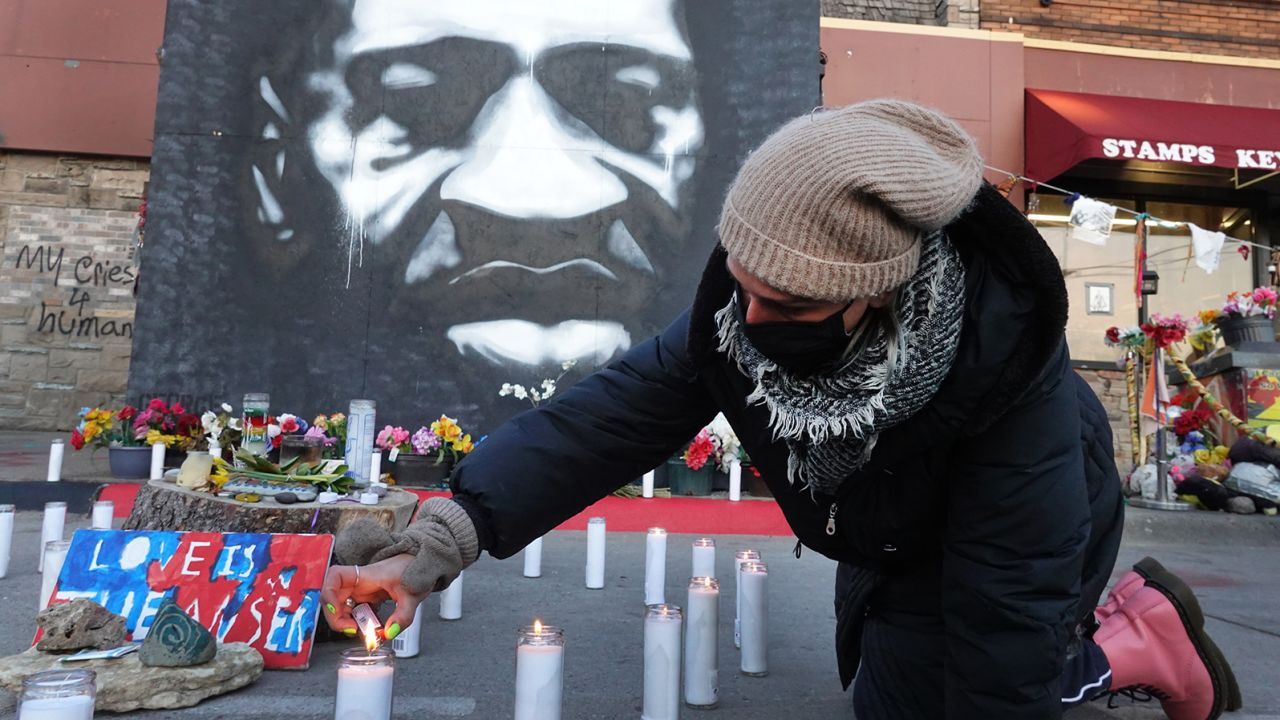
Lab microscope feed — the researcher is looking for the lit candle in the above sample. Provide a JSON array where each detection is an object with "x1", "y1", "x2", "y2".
[
  {"x1": 642, "y1": 470, "x2": 655, "y2": 499},
  {"x1": 91, "y1": 501, "x2": 114, "y2": 530},
  {"x1": 392, "y1": 604, "x2": 424, "y2": 659},
  {"x1": 585, "y1": 517, "x2": 606, "y2": 589},
  {"x1": 644, "y1": 528, "x2": 667, "y2": 606},
  {"x1": 514, "y1": 620, "x2": 564, "y2": 720},
  {"x1": 733, "y1": 549, "x2": 759, "y2": 649},
  {"x1": 38, "y1": 502, "x2": 66, "y2": 573},
  {"x1": 46, "y1": 439, "x2": 64, "y2": 483},
  {"x1": 523, "y1": 537, "x2": 543, "y2": 578},
  {"x1": 438, "y1": 571, "x2": 463, "y2": 620},
  {"x1": 642, "y1": 603, "x2": 682, "y2": 720},
  {"x1": 728, "y1": 460, "x2": 742, "y2": 502},
  {"x1": 369, "y1": 450, "x2": 382, "y2": 484},
  {"x1": 149, "y1": 441, "x2": 165, "y2": 480},
  {"x1": 684, "y1": 577, "x2": 719, "y2": 709},
  {"x1": 739, "y1": 561, "x2": 769, "y2": 676},
  {"x1": 0, "y1": 504, "x2": 13, "y2": 579},
  {"x1": 352, "y1": 602, "x2": 383, "y2": 652},
  {"x1": 334, "y1": 647, "x2": 394, "y2": 720},
  {"x1": 39, "y1": 540, "x2": 70, "y2": 611},
  {"x1": 692, "y1": 538, "x2": 716, "y2": 579}
]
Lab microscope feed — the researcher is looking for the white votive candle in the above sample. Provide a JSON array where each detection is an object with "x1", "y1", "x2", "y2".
[
  {"x1": 359, "y1": 492, "x2": 379, "y2": 506},
  {"x1": 692, "y1": 538, "x2": 716, "y2": 579},
  {"x1": 392, "y1": 604, "x2": 424, "y2": 659},
  {"x1": 18, "y1": 695, "x2": 94, "y2": 720},
  {"x1": 644, "y1": 528, "x2": 667, "y2": 605},
  {"x1": 17, "y1": 668, "x2": 96, "y2": 720},
  {"x1": 585, "y1": 517, "x2": 606, "y2": 589},
  {"x1": 369, "y1": 450, "x2": 382, "y2": 484},
  {"x1": 523, "y1": 536, "x2": 543, "y2": 578},
  {"x1": 733, "y1": 549, "x2": 759, "y2": 649},
  {"x1": 317, "y1": 491, "x2": 339, "y2": 504},
  {"x1": 728, "y1": 460, "x2": 742, "y2": 502},
  {"x1": 91, "y1": 501, "x2": 113, "y2": 530},
  {"x1": 439, "y1": 571, "x2": 463, "y2": 620},
  {"x1": 0, "y1": 504, "x2": 13, "y2": 579},
  {"x1": 334, "y1": 647, "x2": 394, "y2": 720},
  {"x1": 149, "y1": 441, "x2": 165, "y2": 480},
  {"x1": 40, "y1": 540, "x2": 71, "y2": 611},
  {"x1": 46, "y1": 439, "x2": 64, "y2": 483},
  {"x1": 38, "y1": 502, "x2": 66, "y2": 573},
  {"x1": 514, "y1": 621, "x2": 564, "y2": 720},
  {"x1": 643, "y1": 603, "x2": 682, "y2": 720},
  {"x1": 642, "y1": 470, "x2": 655, "y2": 499},
  {"x1": 739, "y1": 561, "x2": 769, "y2": 676},
  {"x1": 684, "y1": 577, "x2": 719, "y2": 708}
]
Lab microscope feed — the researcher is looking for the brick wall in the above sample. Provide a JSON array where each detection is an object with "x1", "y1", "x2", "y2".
[
  {"x1": 1077, "y1": 366, "x2": 1137, "y2": 473},
  {"x1": 981, "y1": 0, "x2": 1280, "y2": 60},
  {"x1": 0, "y1": 151, "x2": 147, "y2": 430}
]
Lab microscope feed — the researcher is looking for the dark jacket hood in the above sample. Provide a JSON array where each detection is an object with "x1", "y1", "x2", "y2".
[{"x1": 686, "y1": 182, "x2": 1069, "y2": 438}]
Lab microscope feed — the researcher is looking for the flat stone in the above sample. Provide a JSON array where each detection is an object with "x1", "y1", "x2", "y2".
[
  {"x1": 35, "y1": 599, "x2": 127, "y2": 652},
  {"x1": 274, "y1": 492, "x2": 298, "y2": 504},
  {"x1": 139, "y1": 599, "x2": 216, "y2": 667},
  {"x1": 0, "y1": 643, "x2": 262, "y2": 713}
]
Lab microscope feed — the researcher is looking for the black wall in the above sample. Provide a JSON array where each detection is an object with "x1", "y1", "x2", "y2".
[{"x1": 130, "y1": 0, "x2": 820, "y2": 432}]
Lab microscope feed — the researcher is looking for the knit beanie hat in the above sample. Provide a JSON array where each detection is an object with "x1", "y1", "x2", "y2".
[{"x1": 718, "y1": 99, "x2": 984, "y2": 302}]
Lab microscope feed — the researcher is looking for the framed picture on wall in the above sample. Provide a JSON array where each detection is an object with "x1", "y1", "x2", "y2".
[{"x1": 1086, "y1": 282, "x2": 1114, "y2": 315}]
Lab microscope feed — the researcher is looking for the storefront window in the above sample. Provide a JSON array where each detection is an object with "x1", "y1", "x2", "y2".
[{"x1": 1032, "y1": 193, "x2": 1255, "y2": 362}]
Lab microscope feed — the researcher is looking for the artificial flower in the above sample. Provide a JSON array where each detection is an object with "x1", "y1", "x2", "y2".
[
  {"x1": 70, "y1": 429, "x2": 85, "y2": 450},
  {"x1": 171, "y1": 402, "x2": 186, "y2": 415},
  {"x1": 684, "y1": 429, "x2": 715, "y2": 470},
  {"x1": 148, "y1": 398, "x2": 168, "y2": 413},
  {"x1": 312, "y1": 415, "x2": 329, "y2": 431},
  {"x1": 411, "y1": 426, "x2": 441, "y2": 454},
  {"x1": 278, "y1": 414, "x2": 301, "y2": 434},
  {"x1": 117, "y1": 405, "x2": 138, "y2": 421},
  {"x1": 376, "y1": 425, "x2": 411, "y2": 451}
]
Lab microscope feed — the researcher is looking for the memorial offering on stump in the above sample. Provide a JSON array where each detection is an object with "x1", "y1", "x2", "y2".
[
  {"x1": 34, "y1": 599, "x2": 127, "y2": 652},
  {"x1": 139, "y1": 599, "x2": 216, "y2": 667},
  {"x1": 43, "y1": 529, "x2": 332, "y2": 669}
]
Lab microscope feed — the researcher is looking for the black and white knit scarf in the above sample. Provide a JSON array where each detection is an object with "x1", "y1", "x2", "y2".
[{"x1": 714, "y1": 231, "x2": 966, "y2": 496}]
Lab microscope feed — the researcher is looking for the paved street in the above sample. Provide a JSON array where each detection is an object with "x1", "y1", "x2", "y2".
[{"x1": 0, "y1": 506, "x2": 1276, "y2": 718}]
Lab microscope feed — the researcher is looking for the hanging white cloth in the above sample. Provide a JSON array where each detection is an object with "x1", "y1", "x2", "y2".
[
  {"x1": 1188, "y1": 223, "x2": 1226, "y2": 274},
  {"x1": 1069, "y1": 198, "x2": 1117, "y2": 246}
]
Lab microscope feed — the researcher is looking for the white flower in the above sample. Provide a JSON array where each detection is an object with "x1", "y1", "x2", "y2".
[
  {"x1": 529, "y1": 388, "x2": 543, "y2": 403},
  {"x1": 561, "y1": 359, "x2": 577, "y2": 371},
  {"x1": 499, "y1": 383, "x2": 513, "y2": 397},
  {"x1": 512, "y1": 385, "x2": 528, "y2": 400},
  {"x1": 541, "y1": 379, "x2": 556, "y2": 396},
  {"x1": 221, "y1": 403, "x2": 233, "y2": 413},
  {"x1": 267, "y1": 424, "x2": 282, "y2": 439},
  {"x1": 201, "y1": 411, "x2": 218, "y2": 432},
  {"x1": 229, "y1": 418, "x2": 243, "y2": 431}
]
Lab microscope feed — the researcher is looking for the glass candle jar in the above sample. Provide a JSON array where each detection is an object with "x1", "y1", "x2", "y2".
[
  {"x1": 334, "y1": 647, "x2": 394, "y2": 720},
  {"x1": 515, "y1": 622, "x2": 564, "y2": 720},
  {"x1": 279, "y1": 435, "x2": 324, "y2": 468},
  {"x1": 40, "y1": 540, "x2": 71, "y2": 611},
  {"x1": 18, "y1": 668, "x2": 96, "y2": 720},
  {"x1": 643, "y1": 604, "x2": 683, "y2": 720},
  {"x1": 345, "y1": 399, "x2": 376, "y2": 486},
  {"x1": 241, "y1": 393, "x2": 270, "y2": 456}
]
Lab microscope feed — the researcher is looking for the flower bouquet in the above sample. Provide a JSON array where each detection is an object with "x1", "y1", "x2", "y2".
[
  {"x1": 70, "y1": 405, "x2": 151, "y2": 479},
  {"x1": 1216, "y1": 288, "x2": 1278, "y2": 346},
  {"x1": 211, "y1": 448, "x2": 354, "y2": 495}
]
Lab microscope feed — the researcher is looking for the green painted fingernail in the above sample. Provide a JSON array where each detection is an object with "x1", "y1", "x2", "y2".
[
  {"x1": 343, "y1": 628, "x2": 357, "y2": 637},
  {"x1": 326, "y1": 603, "x2": 336, "y2": 615},
  {"x1": 385, "y1": 623, "x2": 401, "y2": 641}
]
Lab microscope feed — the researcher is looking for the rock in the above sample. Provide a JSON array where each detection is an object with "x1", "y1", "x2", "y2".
[
  {"x1": 139, "y1": 599, "x2": 216, "y2": 667},
  {"x1": 0, "y1": 643, "x2": 262, "y2": 712},
  {"x1": 35, "y1": 599, "x2": 127, "y2": 652},
  {"x1": 176, "y1": 453, "x2": 214, "y2": 492},
  {"x1": 1227, "y1": 496, "x2": 1257, "y2": 515},
  {"x1": 274, "y1": 492, "x2": 298, "y2": 504}
]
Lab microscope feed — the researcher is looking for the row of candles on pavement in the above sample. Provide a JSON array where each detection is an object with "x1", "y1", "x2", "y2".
[
  {"x1": 0, "y1": 500, "x2": 115, "y2": 611},
  {"x1": 335, "y1": 523, "x2": 767, "y2": 720}
]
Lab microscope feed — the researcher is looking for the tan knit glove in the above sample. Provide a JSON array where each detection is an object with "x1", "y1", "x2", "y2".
[{"x1": 334, "y1": 497, "x2": 480, "y2": 596}]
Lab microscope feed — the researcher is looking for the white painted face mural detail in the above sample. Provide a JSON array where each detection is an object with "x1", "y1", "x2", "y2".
[{"x1": 254, "y1": 0, "x2": 704, "y2": 369}]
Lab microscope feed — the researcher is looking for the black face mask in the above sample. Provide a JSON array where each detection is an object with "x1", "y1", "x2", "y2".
[{"x1": 734, "y1": 289, "x2": 855, "y2": 376}]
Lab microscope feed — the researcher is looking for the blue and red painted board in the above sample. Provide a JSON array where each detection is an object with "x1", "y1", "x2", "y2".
[{"x1": 44, "y1": 529, "x2": 332, "y2": 669}]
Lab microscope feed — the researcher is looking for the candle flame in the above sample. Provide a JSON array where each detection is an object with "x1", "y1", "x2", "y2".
[
  {"x1": 533, "y1": 619, "x2": 543, "y2": 634},
  {"x1": 364, "y1": 627, "x2": 379, "y2": 653}
]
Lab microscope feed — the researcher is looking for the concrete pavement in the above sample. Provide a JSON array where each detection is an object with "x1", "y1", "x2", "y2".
[{"x1": 0, "y1": 506, "x2": 1275, "y2": 719}]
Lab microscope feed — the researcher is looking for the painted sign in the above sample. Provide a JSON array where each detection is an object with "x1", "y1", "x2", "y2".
[
  {"x1": 45, "y1": 529, "x2": 333, "y2": 669},
  {"x1": 1102, "y1": 137, "x2": 1280, "y2": 170},
  {"x1": 1247, "y1": 371, "x2": 1280, "y2": 440}
]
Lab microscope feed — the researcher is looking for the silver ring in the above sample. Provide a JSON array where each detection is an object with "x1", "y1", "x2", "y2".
[{"x1": 354, "y1": 565, "x2": 360, "y2": 584}]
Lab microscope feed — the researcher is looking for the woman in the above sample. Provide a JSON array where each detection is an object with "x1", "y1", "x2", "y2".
[{"x1": 321, "y1": 100, "x2": 1238, "y2": 719}]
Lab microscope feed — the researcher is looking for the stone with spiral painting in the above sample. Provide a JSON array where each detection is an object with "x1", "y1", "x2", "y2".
[{"x1": 139, "y1": 599, "x2": 217, "y2": 667}]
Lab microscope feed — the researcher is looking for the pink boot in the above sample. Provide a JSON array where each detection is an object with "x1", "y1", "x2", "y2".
[
  {"x1": 1096, "y1": 585, "x2": 1231, "y2": 720},
  {"x1": 1094, "y1": 569, "x2": 1144, "y2": 624}
]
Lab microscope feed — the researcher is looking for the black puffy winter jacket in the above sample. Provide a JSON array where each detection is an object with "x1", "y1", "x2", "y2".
[{"x1": 450, "y1": 185, "x2": 1125, "y2": 719}]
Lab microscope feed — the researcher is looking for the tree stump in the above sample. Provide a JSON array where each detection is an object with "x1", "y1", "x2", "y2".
[{"x1": 123, "y1": 480, "x2": 418, "y2": 534}]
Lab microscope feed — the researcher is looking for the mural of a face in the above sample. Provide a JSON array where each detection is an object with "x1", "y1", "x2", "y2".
[{"x1": 252, "y1": 0, "x2": 704, "y2": 369}]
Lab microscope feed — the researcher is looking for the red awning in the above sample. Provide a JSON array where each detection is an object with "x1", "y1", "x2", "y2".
[{"x1": 1025, "y1": 89, "x2": 1280, "y2": 182}]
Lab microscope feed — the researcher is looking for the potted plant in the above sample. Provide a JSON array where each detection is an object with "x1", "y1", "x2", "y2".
[
  {"x1": 1215, "y1": 288, "x2": 1278, "y2": 346},
  {"x1": 70, "y1": 406, "x2": 149, "y2": 479},
  {"x1": 669, "y1": 429, "x2": 716, "y2": 496},
  {"x1": 380, "y1": 416, "x2": 475, "y2": 488}
]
